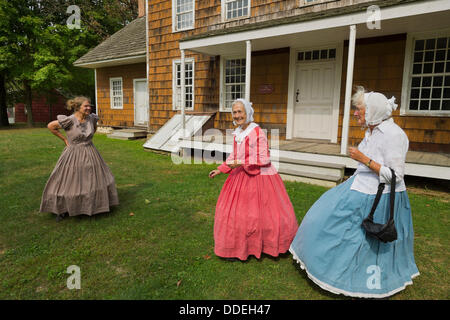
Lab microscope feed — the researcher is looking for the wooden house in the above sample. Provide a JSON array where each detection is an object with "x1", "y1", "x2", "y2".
[
  {"x1": 14, "y1": 90, "x2": 70, "y2": 124},
  {"x1": 75, "y1": 0, "x2": 450, "y2": 183},
  {"x1": 74, "y1": 2, "x2": 148, "y2": 128}
]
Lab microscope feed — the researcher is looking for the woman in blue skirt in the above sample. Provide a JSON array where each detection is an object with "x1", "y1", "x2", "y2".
[{"x1": 289, "y1": 87, "x2": 419, "y2": 298}]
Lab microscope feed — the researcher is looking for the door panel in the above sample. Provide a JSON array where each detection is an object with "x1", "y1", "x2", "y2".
[
  {"x1": 294, "y1": 61, "x2": 335, "y2": 140},
  {"x1": 134, "y1": 80, "x2": 148, "y2": 126}
]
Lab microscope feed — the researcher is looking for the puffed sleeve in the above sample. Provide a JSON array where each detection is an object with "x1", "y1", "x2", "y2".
[
  {"x1": 90, "y1": 113, "x2": 99, "y2": 124},
  {"x1": 379, "y1": 129, "x2": 408, "y2": 185},
  {"x1": 242, "y1": 127, "x2": 271, "y2": 176},
  {"x1": 57, "y1": 115, "x2": 73, "y2": 130}
]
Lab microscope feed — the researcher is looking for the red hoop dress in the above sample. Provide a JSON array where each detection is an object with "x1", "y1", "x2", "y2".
[{"x1": 214, "y1": 124, "x2": 298, "y2": 260}]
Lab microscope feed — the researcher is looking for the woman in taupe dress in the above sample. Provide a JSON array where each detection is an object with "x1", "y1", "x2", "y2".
[{"x1": 40, "y1": 96, "x2": 119, "y2": 221}]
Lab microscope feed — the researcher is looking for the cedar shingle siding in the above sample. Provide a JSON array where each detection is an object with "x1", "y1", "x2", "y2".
[{"x1": 76, "y1": 0, "x2": 450, "y2": 153}]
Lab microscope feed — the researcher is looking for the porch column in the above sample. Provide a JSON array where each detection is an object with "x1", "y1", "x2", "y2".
[
  {"x1": 245, "y1": 40, "x2": 251, "y2": 101},
  {"x1": 340, "y1": 25, "x2": 356, "y2": 155},
  {"x1": 180, "y1": 49, "x2": 186, "y2": 136},
  {"x1": 94, "y1": 69, "x2": 98, "y2": 113}
]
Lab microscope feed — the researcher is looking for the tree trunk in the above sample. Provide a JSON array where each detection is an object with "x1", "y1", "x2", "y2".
[
  {"x1": 23, "y1": 80, "x2": 34, "y2": 127},
  {"x1": 0, "y1": 72, "x2": 9, "y2": 127}
]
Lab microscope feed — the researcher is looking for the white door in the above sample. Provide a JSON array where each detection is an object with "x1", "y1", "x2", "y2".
[
  {"x1": 134, "y1": 79, "x2": 148, "y2": 126},
  {"x1": 293, "y1": 61, "x2": 335, "y2": 140}
]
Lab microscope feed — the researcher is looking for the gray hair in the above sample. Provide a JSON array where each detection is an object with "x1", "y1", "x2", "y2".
[
  {"x1": 231, "y1": 98, "x2": 254, "y2": 124},
  {"x1": 352, "y1": 86, "x2": 366, "y2": 107}
]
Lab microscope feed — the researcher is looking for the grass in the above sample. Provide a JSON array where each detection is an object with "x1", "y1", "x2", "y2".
[{"x1": 0, "y1": 127, "x2": 448, "y2": 300}]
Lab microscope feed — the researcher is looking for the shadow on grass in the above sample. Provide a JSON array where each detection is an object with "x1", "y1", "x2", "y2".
[{"x1": 40, "y1": 182, "x2": 155, "y2": 222}]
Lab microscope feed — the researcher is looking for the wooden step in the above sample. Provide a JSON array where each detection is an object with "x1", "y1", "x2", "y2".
[
  {"x1": 277, "y1": 156, "x2": 345, "y2": 169},
  {"x1": 278, "y1": 168, "x2": 343, "y2": 188},
  {"x1": 108, "y1": 129, "x2": 147, "y2": 140}
]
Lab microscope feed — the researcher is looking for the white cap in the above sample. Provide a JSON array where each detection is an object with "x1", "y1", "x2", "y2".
[
  {"x1": 232, "y1": 98, "x2": 254, "y2": 124},
  {"x1": 364, "y1": 92, "x2": 398, "y2": 126}
]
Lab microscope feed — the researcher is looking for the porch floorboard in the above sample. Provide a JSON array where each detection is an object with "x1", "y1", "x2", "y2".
[{"x1": 277, "y1": 139, "x2": 450, "y2": 168}]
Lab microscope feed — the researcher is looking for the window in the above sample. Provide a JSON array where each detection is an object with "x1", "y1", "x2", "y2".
[
  {"x1": 173, "y1": 0, "x2": 194, "y2": 32},
  {"x1": 221, "y1": 58, "x2": 246, "y2": 111},
  {"x1": 403, "y1": 32, "x2": 450, "y2": 114},
  {"x1": 173, "y1": 59, "x2": 194, "y2": 110},
  {"x1": 110, "y1": 77, "x2": 123, "y2": 109},
  {"x1": 297, "y1": 48, "x2": 336, "y2": 62},
  {"x1": 222, "y1": 0, "x2": 250, "y2": 21}
]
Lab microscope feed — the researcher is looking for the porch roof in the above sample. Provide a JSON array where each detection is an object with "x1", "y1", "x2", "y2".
[
  {"x1": 179, "y1": 0, "x2": 450, "y2": 56},
  {"x1": 74, "y1": 16, "x2": 146, "y2": 69}
]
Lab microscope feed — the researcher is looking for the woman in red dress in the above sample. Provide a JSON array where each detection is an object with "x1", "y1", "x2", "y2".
[{"x1": 209, "y1": 99, "x2": 298, "y2": 261}]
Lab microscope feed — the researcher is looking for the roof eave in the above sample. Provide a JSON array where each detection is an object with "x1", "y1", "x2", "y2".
[{"x1": 74, "y1": 53, "x2": 147, "y2": 69}]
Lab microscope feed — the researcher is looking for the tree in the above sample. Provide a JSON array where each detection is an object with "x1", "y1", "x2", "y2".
[{"x1": 0, "y1": 0, "x2": 138, "y2": 126}]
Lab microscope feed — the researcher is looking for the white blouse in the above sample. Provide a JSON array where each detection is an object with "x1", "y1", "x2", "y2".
[{"x1": 350, "y1": 118, "x2": 408, "y2": 194}]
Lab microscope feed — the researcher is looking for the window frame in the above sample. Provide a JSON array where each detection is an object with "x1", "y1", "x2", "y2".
[
  {"x1": 219, "y1": 55, "x2": 247, "y2": 112},
  {"x1": 221, "y1": 0, "x2": 251, "y2": 22},
  {"x1": 109, "y1": 77, "x2": 123, "y2": 110},
  {"x1": 172, "y1": 0, "x2": 195, "y2": 33},
  {"x1": 172, "y1": 58, "x2": 195, "y2": 111},
  {"x1": 400, "y1": 30, "x2": 450, "y2": 116}
]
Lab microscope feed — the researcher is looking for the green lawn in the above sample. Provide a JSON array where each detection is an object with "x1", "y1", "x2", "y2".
[{"x1": 0, "y1": 127, "x2": 448, "y2": 300}]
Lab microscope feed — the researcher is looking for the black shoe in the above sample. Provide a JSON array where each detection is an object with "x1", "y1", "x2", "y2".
[
  {"x1": 222, "y1": 257, "x2": 240, "y2": 262},
  {"x1": 55, "y1": 212, "x2": 68, "y2": 222}
]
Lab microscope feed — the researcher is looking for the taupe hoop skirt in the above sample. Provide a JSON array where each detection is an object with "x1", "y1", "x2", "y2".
[{"x1": 40, "y1": 113, "x2": 119, "y2": 216}]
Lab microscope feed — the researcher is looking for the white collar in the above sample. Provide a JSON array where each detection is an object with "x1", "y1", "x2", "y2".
[
  {"x1": 233, "y1": 122, "x2": 259, "y2": 144},
  {"x1": 366, "y1": 117, "x2": 394, "y2": 137}
]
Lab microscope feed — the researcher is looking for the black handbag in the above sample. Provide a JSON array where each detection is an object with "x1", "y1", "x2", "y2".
[{"x1": 361, "y1": 168, "x2": 398, "y2": 243}]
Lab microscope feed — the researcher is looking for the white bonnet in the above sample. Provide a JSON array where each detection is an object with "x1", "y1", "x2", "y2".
[
  {"x1": 231, "y1": 98, "x2": 254, "y2": 125},
  {"x1": 363, "y1": 92, "x2": 398, "y2": 126}
]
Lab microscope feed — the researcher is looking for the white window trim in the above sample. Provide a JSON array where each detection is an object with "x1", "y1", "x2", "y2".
[
  {"x1": 109, "y1": 77, "x2": 123, "y2": 110},
  {"x1": 400, "y1": 29, "x2": 450, "y2": 116},
  {"x1": 172, "y1": 0, "x2": 195, "y2": 33},
  {"x1": 172, "y1": 58, "x2": 195, "y2": 111},
  {"x1": 219, "y1": 55, "x2": 247, "y2": 112},
  {"x1": 221, "y1": 0, "x2": 251, "y2": 23}
]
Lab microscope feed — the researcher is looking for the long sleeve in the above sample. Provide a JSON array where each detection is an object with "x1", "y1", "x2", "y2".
[
  {"x1": 217, "y1": 141, "x2": 236, "y2": 174},
  {"x1": 242, "y1": 127, "x2": 271, "y2": 175},
  {"x1": 379, "y1": 131, "x2": 408, "y2": 185}
]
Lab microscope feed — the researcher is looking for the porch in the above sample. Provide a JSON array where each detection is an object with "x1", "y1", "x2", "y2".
[
  {"x1": 176, "y1": 0, "x2": 450, "y2": 155},
  {"x1": 177, "y1": 136, "x2": 450, "y2": 186},
  {"x1": 278, "y1": 139, "x2": 450, "y2": 170}
]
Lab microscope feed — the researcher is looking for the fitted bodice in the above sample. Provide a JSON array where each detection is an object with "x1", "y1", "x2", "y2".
[{"x1": 57, "y1": 113, "x2": 99, "y2": 145}]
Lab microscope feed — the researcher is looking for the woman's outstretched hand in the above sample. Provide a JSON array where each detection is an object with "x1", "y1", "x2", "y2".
[{"x1": 209, "y1": 169, "x2": 221, "y2": 178}]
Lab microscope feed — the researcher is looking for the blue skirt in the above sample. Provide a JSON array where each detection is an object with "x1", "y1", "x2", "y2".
[{"x1": 289, "y1": 176, "x2": 419, "y2": 298}]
